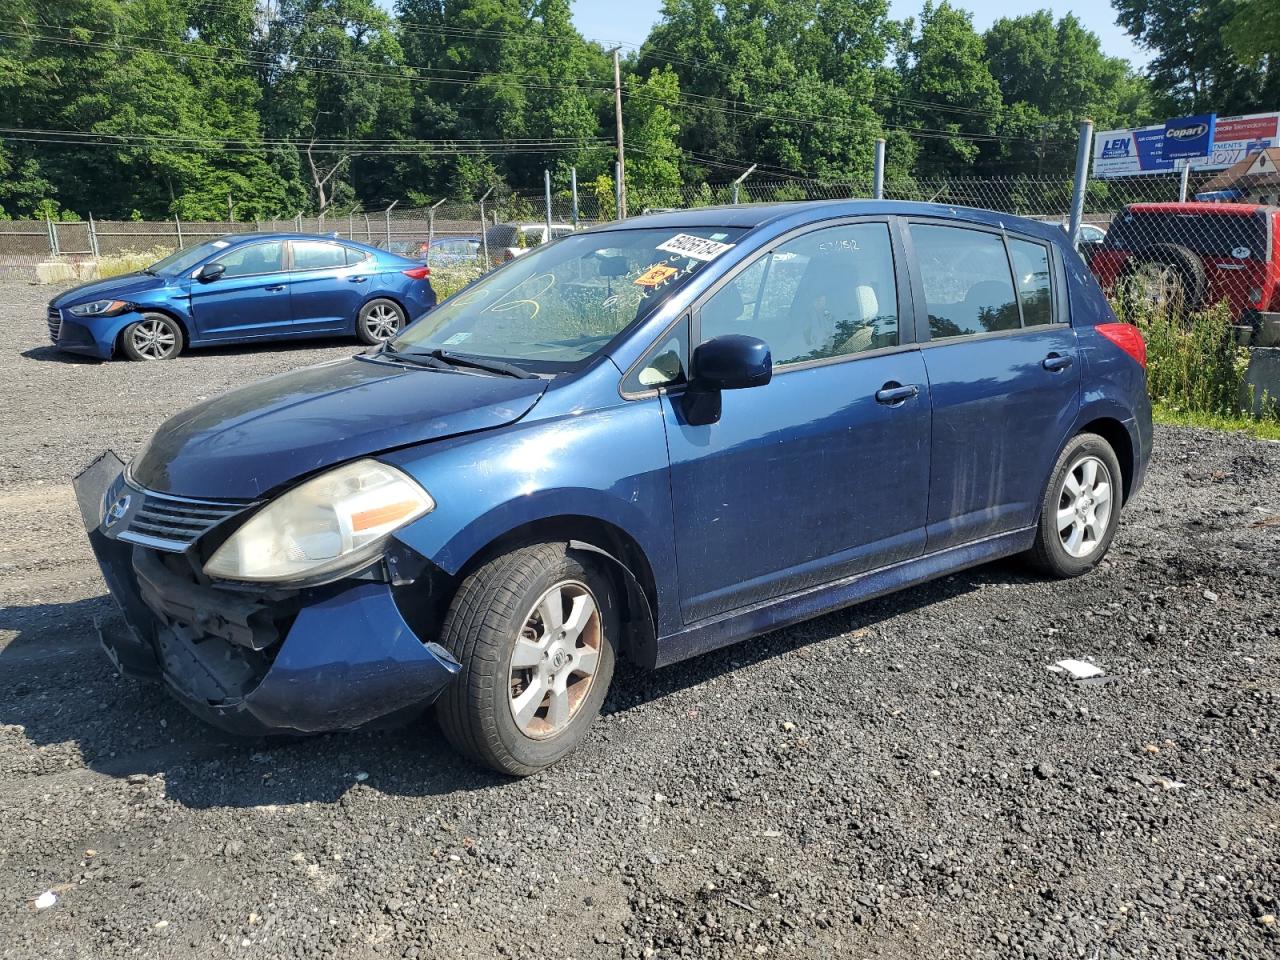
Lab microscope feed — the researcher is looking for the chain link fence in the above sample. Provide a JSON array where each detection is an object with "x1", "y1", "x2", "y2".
[{"x1": 4, "y1": 164, "x2": 1274, "y2": 339}]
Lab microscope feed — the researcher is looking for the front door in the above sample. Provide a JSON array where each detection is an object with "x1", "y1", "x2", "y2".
[
  {"x1": 904, "y1": 222, "x2": 1080, "y2": 552},
  {"x1": 188, "y1": 239, "x2": 291, "y2": 340},
  {"x1": 660, "y1": 220, "x2": 932, "y2": 623}
]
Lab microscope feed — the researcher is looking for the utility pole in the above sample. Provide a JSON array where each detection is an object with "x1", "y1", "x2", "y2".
[{"x1": 609, "y1": 46, "x2": 627, "y2": 219}]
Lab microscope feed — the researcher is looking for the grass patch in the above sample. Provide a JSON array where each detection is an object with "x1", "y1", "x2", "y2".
[
  {"x1": 1151, "y1": 402, "x2": 1280, "y2": 441},
  {"x1": 97, "y1": 247, "x2": 172, "y2": 278}
]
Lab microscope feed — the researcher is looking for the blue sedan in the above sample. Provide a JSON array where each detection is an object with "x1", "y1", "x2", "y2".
[
  {"x1": 74, "y1": 201, "x2": 1152, "y2": 775},
  {"x1": 47, "y1": 233, "x2": 437, "y2": 360}
]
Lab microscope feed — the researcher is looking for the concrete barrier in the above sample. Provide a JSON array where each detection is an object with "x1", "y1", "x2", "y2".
[{"x1": 1243, "y1": 347, "x2": 1280, "y2": 417}]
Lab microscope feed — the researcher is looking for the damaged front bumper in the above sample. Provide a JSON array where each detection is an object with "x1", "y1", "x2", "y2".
[{"x1": 73, "y1": 451, "x2": 460, "y2": 737}]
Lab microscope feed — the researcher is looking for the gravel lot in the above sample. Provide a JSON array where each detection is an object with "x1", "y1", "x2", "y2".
[{"x1": 1, "y1": 279, "x2": 1277, "y2": 960}]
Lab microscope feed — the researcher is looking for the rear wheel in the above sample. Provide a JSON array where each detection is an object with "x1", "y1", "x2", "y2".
[
  {"x1": 1026, "y1": 433, "x2": 1123, "y2": 578},
  {"x1": 120, "y1": 312, "x2": 184, "y2": 361},
  {"x1": 356, "y1": 298, "x2": 406, "y2": 345},
  {"x1": 435, "y1": 543, "x2": 617, "y2": 776}
]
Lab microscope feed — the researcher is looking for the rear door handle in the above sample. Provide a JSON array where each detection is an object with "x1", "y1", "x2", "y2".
[
  {"x1": 1042, "y1": 353, "x2": 1073, "y2": 372},
  {"x1": 875, "y1": 382, "x2": 920, "y2": 405},
  {"x1": 264, "y1": 284, "x2": 286, "y2": 292},
  {"x1": 349, "y1": 276, "x2": 368, "y2": 283}
]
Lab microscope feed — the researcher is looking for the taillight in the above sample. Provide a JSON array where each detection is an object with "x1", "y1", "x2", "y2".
[
  {"x1": 1096, "y1": 322, "x2": 1146, "y2": 368},
  {"x1": 402, "y1": 266, "x2": 430, "y2": 280}
]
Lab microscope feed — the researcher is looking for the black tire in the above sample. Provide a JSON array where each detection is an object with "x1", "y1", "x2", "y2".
[
  {"x1": 1026, "y1": 432, "x2": 1124, "y2": 578},
  {"x1": 119, "y1": 312, "x2": 184, "y2": 361},
  {"x1": 435, "y1": 543, "x2": 618, "y2": 776},
  {"x1": 356, "y1": 298, "x2": 406, "y2": 345},
  {"x1": 1124, "y1": 243, "x2": 1207, "y2": 313}
]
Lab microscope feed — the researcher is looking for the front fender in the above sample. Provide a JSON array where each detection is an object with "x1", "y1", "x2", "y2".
[{"x1": 382, "y1": 399, "x2": 680, "y2": 636}]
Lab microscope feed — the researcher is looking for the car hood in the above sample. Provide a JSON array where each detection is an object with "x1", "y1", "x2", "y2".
[
  {"x1": 51, "y1": 272, "x2": 171, "y2": 307},
  {"x1": 130, "y1": 357, "x2": 548, "y2": 499}
]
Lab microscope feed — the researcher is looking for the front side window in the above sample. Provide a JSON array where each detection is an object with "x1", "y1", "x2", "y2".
[
  {"x1": 910, "y1": 224, "x2": 1019, "y2": 339},
  {"x1": 699, "y1": 222, "x2": 899, "y2": 366},
  {"x1": 1008, "y1": 238, "x2": 1053, "y2": 326},
  {"x1": 291, "y1": 241, "x2": 349, "y2": 271},
  {"x1": 214, "y1": 241, "x2": 285, "y2": 278},
  {"x1": 392, "y1": 226, "x2": 745, "y2": 372}
]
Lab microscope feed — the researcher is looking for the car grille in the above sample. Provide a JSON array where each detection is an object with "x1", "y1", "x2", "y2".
[
  {"x1": 47, "y1": 305, "x2": 61, "y2": 343},
  {"x1": 117, "y1": 485, "x2": 251, "y2": 553}
]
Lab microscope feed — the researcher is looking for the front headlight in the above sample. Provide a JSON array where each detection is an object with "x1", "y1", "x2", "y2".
[
  {"x1": 68, "y1": 299, "x2": 130, "y2": 317},
  {"x1": 203, "y1": 459, "x2": 434, "y2": 583}
]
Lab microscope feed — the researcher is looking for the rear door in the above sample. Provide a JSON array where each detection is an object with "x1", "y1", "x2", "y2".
[
  {"x1": 656, "y1": 218, "x2": 932, "y2": 623},
  {"x1": 188, "y1": 239, "x2": 292, "y2": 340},
  {"x1": 287, "y1": 239, "x2": 368, "y2": 332},
  {"x1": 904, "y1": 220, "x2": 1079, "y2": 553}
]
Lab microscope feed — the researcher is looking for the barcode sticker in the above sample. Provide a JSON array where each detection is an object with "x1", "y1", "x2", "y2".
[{"x1": 655, "y1": 234, "x2": 735, "y2": 262}]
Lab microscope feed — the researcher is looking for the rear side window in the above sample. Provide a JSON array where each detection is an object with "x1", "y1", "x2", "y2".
[
  {"x1": 910, "y1": 225, "x2": 1019, "y2": 339},
  {"x1": 292, "y1": 240, "x2": 349, "y2": 271},
  {"x1": 1008, "y1": 238, "x2": 1053, "y2": 326},
  {"x1": 344, "y1": 246, "x2": 371, "y2": 266}
]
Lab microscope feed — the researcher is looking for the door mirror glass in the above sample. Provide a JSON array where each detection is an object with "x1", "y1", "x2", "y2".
[
  {"x1": 693, "y1": 334, "x2": 772, "y2": 390},
  {"x1": 196, "y1": 262, "x2": 225, "y2": 282}
]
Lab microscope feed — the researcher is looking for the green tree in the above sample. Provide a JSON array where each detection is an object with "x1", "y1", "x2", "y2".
[
  {"x1": 899, "y1": 1, "x2": 1002, "y2": 176},
  {"x1": 1222, "y1": 0, "x2": 1280, "y2": 67},
  {"x1": 1113, "y1": 0, "x2": 1280, "y2": 113},
  {"x1": 982, "y1": 12, "x2": 1151, "y2": 174},
  {"x1": 640, "y1": 0, "x2": 896, "y2": 184}
]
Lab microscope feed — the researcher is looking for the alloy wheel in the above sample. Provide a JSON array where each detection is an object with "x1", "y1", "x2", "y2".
[
  {"x1": 131, "y1": 318, "x2": 177, "y2": 359},
  {"x1": 508, "y1": 580, "x2": 602, "y2": 740},
  {"x1": 363, "y1": 304, "x2": 402, "y2": 341},
  {"x1": 1056, "y1": 455, "x2": 1113, "y2": 559}
]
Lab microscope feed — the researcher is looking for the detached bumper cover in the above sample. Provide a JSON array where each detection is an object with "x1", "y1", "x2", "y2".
[{"x1": 74, "y1": 451, "x2": 460, "y2": 736}]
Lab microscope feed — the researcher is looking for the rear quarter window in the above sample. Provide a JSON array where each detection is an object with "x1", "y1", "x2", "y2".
[{"x1": 1105, "y1": 210, "x2": 1268, "y2": 259}]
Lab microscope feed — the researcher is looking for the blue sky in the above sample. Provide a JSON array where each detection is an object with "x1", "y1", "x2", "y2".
[{"x1": 571, "y1": 0, "x2": 1149, "y2": 65}]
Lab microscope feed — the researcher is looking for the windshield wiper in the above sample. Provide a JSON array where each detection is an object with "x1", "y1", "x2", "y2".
[
  {"x1": 376, "y1": 345, "x2": 453, "y2": 371},
  {"x1": 422, "y1": 349, "x2": 540, "y2": 379},
  {"x1": 141, "y1": 268, "x2": 157, "y2": 276}
]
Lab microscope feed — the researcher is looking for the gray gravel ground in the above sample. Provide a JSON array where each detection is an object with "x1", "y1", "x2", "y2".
[{"x1": 1, "y1": 279, "x2": 1278, "y2": 960}]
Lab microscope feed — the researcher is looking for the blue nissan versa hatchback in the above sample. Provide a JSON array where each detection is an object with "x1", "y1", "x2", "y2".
[
  {"x1": 74, "y1": 202, "x2": 1152, "y2": 775},
  {"x1": 47, "y1": 233, "x2": 436, "y2": 360}
]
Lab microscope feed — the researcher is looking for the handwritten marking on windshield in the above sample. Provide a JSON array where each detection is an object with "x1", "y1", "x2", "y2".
[{"x1": 483, "y1": 273, "x2": 556, "y2": 321}]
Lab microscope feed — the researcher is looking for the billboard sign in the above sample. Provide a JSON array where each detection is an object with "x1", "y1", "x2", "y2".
[
  {"x1": 1162, "y1": 114, "x2": 1216, "y2": 160},
  {"x1": 1093, "y1": 110, "x2": 1280, "y2": 178}
]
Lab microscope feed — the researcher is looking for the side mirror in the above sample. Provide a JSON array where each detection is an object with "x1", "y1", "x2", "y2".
[
  {"x1": 196, "y1": 262, "x2": 225, "y2": 283},
  {"x1": 693, "y1": 334, "x2": 772, "y2": 390},
  {"x1": 682, "y1": 334, "x2": 772, "y2": 426}
]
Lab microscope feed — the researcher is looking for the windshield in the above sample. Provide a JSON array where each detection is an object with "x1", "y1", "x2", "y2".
[
  {"x1": 392, "y1": 226, "x2": 745, "y2": 371},
  {"x1": 147, "y1": 239, "x2": 235, "y2": 276}
]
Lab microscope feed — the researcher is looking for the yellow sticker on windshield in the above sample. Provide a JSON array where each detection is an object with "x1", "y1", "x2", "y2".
[{"x1": 634, "y1": 264, "x2": 679, "y2": 288}]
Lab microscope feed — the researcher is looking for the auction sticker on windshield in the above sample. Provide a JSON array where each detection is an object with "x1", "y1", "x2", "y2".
[
  {"x1": 634, "y1": 264, "x2": 680, "y2": 288},
  {"x1": 656, "y1": 234, "x2": 735, "y2": 262}
]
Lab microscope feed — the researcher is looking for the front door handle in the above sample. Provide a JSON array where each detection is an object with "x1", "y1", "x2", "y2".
[
  {"x1": 875, "y1": 382, "x2": 920, "y2": 405},
  {"x1": 1042, "y1": 353, "x2": 1073, "y2": 372},
  {"x1": 264, "y1": 284, "x2": 286, "y2": 292},
  {"x1": 349, "y1": 276, "x2": 368, "y2": 283}
]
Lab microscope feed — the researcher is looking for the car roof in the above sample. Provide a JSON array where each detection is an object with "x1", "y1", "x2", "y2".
[
  {"x1": 215, "y1": 232, "x2": 389, "y2": 252},
  {"x1": 1124, "y1": 201, "x2": 1280, "y2": 217},
  {"x1": 581, "y1": 200, "x2": 1066, "y2": 244}
]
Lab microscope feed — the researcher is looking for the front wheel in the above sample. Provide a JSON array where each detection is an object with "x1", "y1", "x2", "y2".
[
  {"x1": 1026, "y1": 432, "x2": 1123, "y2": 578},
  {"x1": 120, "y1": 312, "x2": 184, "y2": 361},
  {"x1": 356, "y1": 298, "x2": 406, "y2": 345},
  {"x1": 435, "y1": 543, "x2": 617, "y2": 776}
]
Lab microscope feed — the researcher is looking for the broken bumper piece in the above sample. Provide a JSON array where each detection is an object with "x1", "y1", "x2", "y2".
[{"x1": 74, "y1": 450, "x2": 461, "y2": 737}]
